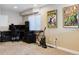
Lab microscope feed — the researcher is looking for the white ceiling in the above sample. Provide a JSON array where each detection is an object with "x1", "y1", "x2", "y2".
[{"x1": 0, "y1": 4, "x2": 46, "y2": 12}]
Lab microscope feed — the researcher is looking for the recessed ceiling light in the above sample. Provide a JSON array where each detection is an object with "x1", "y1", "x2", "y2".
[{"x1": 14, "y1": 6, "x2": 18, "y2": 9}]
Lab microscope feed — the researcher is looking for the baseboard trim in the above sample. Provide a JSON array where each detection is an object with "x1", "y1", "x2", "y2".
[{"x1": 47, "y1": 43, "x2": 79, "y2": 55}]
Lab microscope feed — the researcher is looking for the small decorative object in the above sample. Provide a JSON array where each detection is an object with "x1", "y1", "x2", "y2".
[
  {"x1": 47, "y1": 10, "x2": 57, "y2": 28},
  {"x1": 63, "y1": 4, "x2": 79, "y2": 27}
]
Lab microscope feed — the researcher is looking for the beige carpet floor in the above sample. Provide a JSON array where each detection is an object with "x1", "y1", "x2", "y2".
[{"x1": 0, "y1": 41, "x2": 72, "y2": 55}]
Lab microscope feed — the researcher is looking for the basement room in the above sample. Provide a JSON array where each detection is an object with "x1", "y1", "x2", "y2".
[{"x1": 0, "y1": 4, "x2": 79, "y2": 55}]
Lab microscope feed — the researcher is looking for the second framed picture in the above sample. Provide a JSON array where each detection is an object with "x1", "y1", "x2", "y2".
[{"x1": 63, "y1": 4, "x2": 79, "y2": 28}]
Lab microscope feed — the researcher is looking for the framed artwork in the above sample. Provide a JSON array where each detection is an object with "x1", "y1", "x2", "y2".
[
  {"x1": 63, "y1": 4, "x2": 79, "y2": 27},
  {"x1": 47, "y1": 10, "x2": 57, "y2": 28}
]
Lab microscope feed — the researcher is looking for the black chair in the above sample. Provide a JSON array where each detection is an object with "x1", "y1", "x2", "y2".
[
  {"x1": 0, "y1": 31, "x2": 11, "y2": 42},
  {"x1": 10, "y1": 24, "x2": 20, "y2": 41},
  {"x1": 23, "y1": 31, "x2": 36, "y2": 43},
  {"x1": 11, "y1": 30, "x2": 20, "y2": 41}
]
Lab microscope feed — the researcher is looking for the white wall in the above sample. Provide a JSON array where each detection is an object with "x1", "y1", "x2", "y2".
[{"x1": 0, "y1": 7, "x2": 23, "y2": 31}]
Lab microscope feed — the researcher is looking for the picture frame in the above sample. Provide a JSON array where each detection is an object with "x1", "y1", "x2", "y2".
[
  {"x1": 63, "y1": 4, "x2": 79, "y2": 28},
  {"x1": 47, "y1": 10, "x2": 57, "y2": 28}
]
